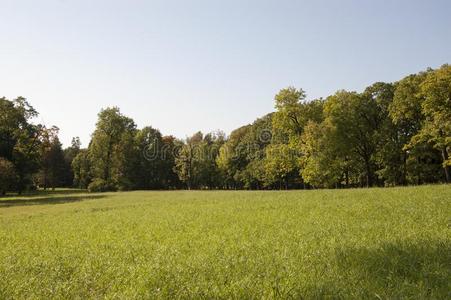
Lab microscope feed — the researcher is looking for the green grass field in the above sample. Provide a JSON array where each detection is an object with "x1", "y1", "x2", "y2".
[{"x1": 0, "y1": 186, "x2": 450, "y2": 299}]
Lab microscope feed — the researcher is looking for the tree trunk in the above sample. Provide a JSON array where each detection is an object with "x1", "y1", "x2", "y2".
[
  {"x1": 104, "y1": 152, "x2": 110, "y2": 181},
  {"x1": 104, "y1": 139, "x2": 114, "y2": 182},
  {"x1": 345, "y1": 169, "x2": 349, "y2": 187},
  {"x1": 43, "y1": 169, "x2": 48, "y2": 190},
  {"x1": 402, "y1": 151, "x2": 407, "y2": 185},
  {"x1": 441, "y1": 147, "x2": 450, "y2": 183},
  {"x1": 417, "y1": 157, "x2": 421, "y2": 185},
  {"x1": 364, "y1": 159, "x2": 373, "y2": 187}
]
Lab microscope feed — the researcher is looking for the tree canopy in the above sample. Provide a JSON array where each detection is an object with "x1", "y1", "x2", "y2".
[{"x1": 0, "y1": 64, "x2": 449, "y2": 193}]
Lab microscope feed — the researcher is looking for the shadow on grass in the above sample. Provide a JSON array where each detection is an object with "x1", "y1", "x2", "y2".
[
  {"x1": 0, "y1": 194, "x2": 106, "y2": 207},
  {"x1": 0, "y1": 189, "x2": 88, "y2": 199},
  {"x1": 334, "y1": 240, "x2": 450, "y2": 298}
]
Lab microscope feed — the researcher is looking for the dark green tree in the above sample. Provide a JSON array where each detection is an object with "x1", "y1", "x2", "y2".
[
  {"x1": 72, "y1": 149, "x2": 92, "y2": 189},
  {"x1": 88, "y1": 107, "x2": 136, "y2": 190},
  {"x1": 0, "y1": 97, "x2": 42, "y2": 193}
]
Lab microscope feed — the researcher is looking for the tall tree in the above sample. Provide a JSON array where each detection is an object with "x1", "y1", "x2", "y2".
[
  {"x1": 0, "y1": 97, "x2": 42, "y2": 193},
  {"x1": 174, "y1": 131, "x2": 225, "y2": 189},
  {"x1": 134, "y1": 126, "x2": 167, "y2": 189},
  {"x1": 273, "y1": 87, "x2": 324, "y2": 145},
  {"x1": 272, "y1": 88, "x2": 325, "y2": 188},
  {"x1": 160, "y1": 135, "x2": 182, "y2": 189},
  {"x1": 362, "y1": 82, "x2": 408, "y2": 186},
  {"x1": 72, "y1": 149, "x2": 91, "y2": 189},
  {"x1": 418, "y1": 64, "x2": 451, "y2": 182},
  {"x1": 174, "y1": 133, "x2": 199, "y2": 189},
  {"x1": 389, "y1": 69, "x2": 444, "y2": 184},
  {"x1": 263, "y1": 143, "x2": 297, "y2": 189},
  {"x1": 197, "y1": 131, "x2": 225, "y2": 188},
  {"x1": 62, "y1": 137, "x2": 81, "y2": 187},
  {"x1": 89, "y1": 107, "x2": 136, "y2": 190},
  {"x1": 324, "y1": 90, "x2": 382, "y2": 187},
  {"x1": 299, "y1": 121, "x2": 348, "y2": 188},
  {"x1": 217, "y1": 114, "x2": 275, "y2": 189},
  {"x1": 38, "y1": 126, "x2": 65, "y2": 189},
  {"x1": 273, "y1": 87, "x2": 307, "y2": 137},
  {"x1": 217, "y1": 125, "x2": 251, "y2": 189}
]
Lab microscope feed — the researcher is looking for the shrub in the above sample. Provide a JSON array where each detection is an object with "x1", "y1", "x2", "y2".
[
  {"x1": 88, "y1": 178, "x2": 112, "y2": 192},
  {"x1": 117, "y1": 177, "x2": 133, "y2": 191}
]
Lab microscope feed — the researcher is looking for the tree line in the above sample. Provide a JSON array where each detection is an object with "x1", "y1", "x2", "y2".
[{"x1": 0, "y1": 64, "x2": 449, "y2": 193}]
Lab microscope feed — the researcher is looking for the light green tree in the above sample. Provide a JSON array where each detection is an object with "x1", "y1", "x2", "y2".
[
  {"x1": 417, "y1": 64, "x2": 451, "y2": 182},
  {"x1": 389, "y1": 69, "x2": 444, "y2": 184},
  {"x1": 263, "y1": 143, "x2": 297, "y2": 189}
]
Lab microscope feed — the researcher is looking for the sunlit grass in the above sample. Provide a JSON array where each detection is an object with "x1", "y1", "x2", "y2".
[{"x1": 0, "y1": 185, "x2": 450, "y2": 298}]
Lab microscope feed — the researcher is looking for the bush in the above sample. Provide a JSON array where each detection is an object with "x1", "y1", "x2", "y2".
[
  {"x1": 117, "y1": 177, "x2": 134, "y2": 191},
  {"x1": 88, "y1": 178, "x2": 113, "y2": 192}
]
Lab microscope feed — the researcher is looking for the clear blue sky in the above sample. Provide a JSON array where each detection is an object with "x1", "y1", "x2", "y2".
[{"x1": 1, "y1": 0, "x2": 450, "y2": 147}]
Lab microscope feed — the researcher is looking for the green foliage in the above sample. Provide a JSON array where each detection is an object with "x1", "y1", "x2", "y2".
[
  {"x1": 87, "y1": 178, "x2": 112, "y2": 192},
  {"x1": 0, "y1": 186, "x2": 449, "y2": 298},
  {"x1": 0, "y1": 97, "x2": 42, "y2": 192},
  {"x1": 295, "y1": 66, "x2": 449, "y2": 188},
  {"x1": 134, "y1": 127, "x2": 168, "y2": 189},
  {"x1": 174, "y1": 133, "x2": 198, "y2": 189},
  {"x1": 0, "y1": 158, "x2": 16, "y2": 195},
  {"x1": 217, "y1": 125, "x2": 252, "y2": 188},
  {"x1": 273, "y1": 88, "x2": 324, "y2": 144},
  {"x1": 273, "y1": 87, "x2": 307, "y2": 136},
  {"x1": 174, "y1": 131, "x2": 225, "y2": 189},
  {"x1": 300, "y1": 121, "x2": 345, "y2": 187},
  {"x1": 2, "y1": 65, "x2": 449, "y2": 192},
  {"x1": 71, "y1": 110, "x2": 183, "y2": 191},
  {"x1": 36, "y1": 127, "x2": 66, "y2": 190},
  {"x1": 216, "y1": 115, "x2": 274, "y2": 189},
  {"x1": 71, "y1": 149, "x2": 91, "y2": 189},
  {"x1": 418, "y1": 64, "x2": 451, "y2": 180},
  {"x1": 324, "y1": 91, "x2": 381, "y2": 186},
  {"x1": 263, "y1": 143, "x2": 297, "y2": 188},
  {"x1": 61, "y1": 137, "x2": 81, "y2": 187},
  {"x1": 389, "y1": 72, "x2": 428, "y2": 134},
  {"x1": 88, "y1": 107, "x2": 136, "y2": 188}
]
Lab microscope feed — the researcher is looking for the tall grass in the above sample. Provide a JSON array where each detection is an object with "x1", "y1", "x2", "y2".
[{"x1": 0, "y1": 185, "x2": 450, "y2": 298}]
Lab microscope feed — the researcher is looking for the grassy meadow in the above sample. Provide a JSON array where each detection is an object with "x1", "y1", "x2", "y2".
[{"x1": 0, "y1": 186, "x2": 450, "y2": 299}]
